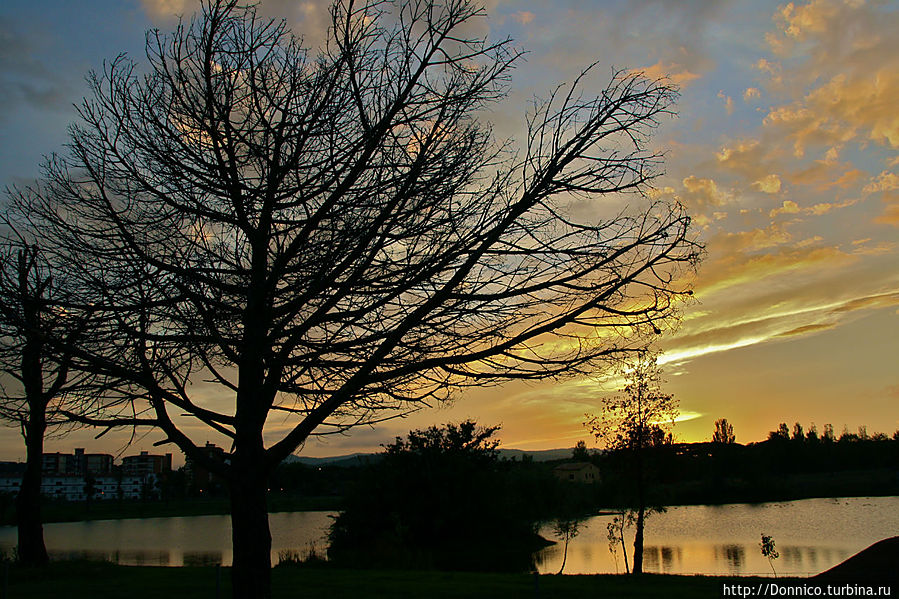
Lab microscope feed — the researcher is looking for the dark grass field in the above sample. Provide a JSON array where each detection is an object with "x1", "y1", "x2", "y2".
[{"x1": 0, "y1": 562, "x2": 810, "y2": 599}]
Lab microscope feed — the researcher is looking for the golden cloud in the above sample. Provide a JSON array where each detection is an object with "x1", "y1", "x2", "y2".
[
  {"x1": 762, "y1": 1, "x2": 899, "y2": 156},
  {"x1": 776, "y1": 0, "x2": 836, "y2": 40},
  {"x1": 695, "y1": 245, "x2": 852, "y2": 299},
  {"x1": 681, "y1": 175, "x2": 730, "y2": 211},
  {"x1": 769, "y1": 200, "x2": 799, "y2": 218},
  {"x1": 743, "y1": 87, "x2": 761, "y2": 102},
  {"x1": 634, "y1": 61, "x2": 702, "y2": 87},
  {"x1": 807, "y1": 199, "x2": 853, "y2": 215},
  {"x1": 864, "y1": 171, "x2": 899, "y2": 193},
  {"x1": 753, "y1": 174, "x2": 783, "y2": 194},
  {"x1": 663, "y1": 286, "x2": 898, "y2": 372}
]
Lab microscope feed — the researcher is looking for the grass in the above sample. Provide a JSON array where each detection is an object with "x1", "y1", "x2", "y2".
[{"x1": 3, "y1": 561, "x2": 789, "y2": 599}]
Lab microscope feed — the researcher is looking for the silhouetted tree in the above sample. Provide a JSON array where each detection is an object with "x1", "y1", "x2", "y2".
[
  {"x1": 823, "y1": 423, "x2": 835, "y2": 443},
  {"x1": 553, "y1": 517, "x2": 581, "y2": 574},
  {"x1": 806, "y1": 423, "x2": 818, "y2": 443},
  {"x1": 839, "y1": 425, "x2": 857, "y2": 443},
  {"x1": 572, "y1": 440, "x2": 590, "y2": 461},
  {"x1": 5, "y1": 1, "x2": 696, "y2": 595},
  {"x1": 329, "y1": 421, "x2": 541, "y2": 571},
  {"x1": 768, "y1": 423, "x2": 790, "y2": 442},
  {"x1": 607, "y1": 510, "x2": 631, "y2": 574},
  {"x1": 712, "y1": 418, "x2": 735, "y2": 444},
  {"x1": 791, "y1": 422, "x2": 804, "y2": 442},
  {"x1": 760, "y1": 533, "x2": 779, "y2": 577},
  {"x1": 586, "y1": 351, "x2": 678, "y2": 574},
  {"x1": 0, "y1": 243, "x2": 93, "y2": 566}
]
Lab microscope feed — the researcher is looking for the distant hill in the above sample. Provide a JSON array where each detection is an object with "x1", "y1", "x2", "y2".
[
  {"x1": 284, "y1": 453, "x2": 381, "y2": 468},
  {"x1": 285, "y1": 447, "x2": 583, "y2": 468}
]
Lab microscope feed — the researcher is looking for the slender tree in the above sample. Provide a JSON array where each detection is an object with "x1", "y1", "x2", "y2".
[
  {"x1": 0, "y1": 243, "x2": 90, "y2": 565},
  {"x1": 6, "y1": 1, "x2": 698, "y2": 595},
  {"x1": 607, "y1": 510, "x2": 631, "y2": 574},
  {"x1": 712, "y1": 418, "x2": 735, "y2": 444},
  {"x1": 586, "y1": 351, "x2": 678, "y2": 574},
  {"x1": 553, "y1": 517, "x2": 581, "y2": 575},
  {"x1": 760, "y1": 533, "x2": 779, "y2": 577}
]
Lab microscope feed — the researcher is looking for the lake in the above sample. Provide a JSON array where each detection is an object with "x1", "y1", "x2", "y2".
[
  {"x1": 535, "y1": 496, "x2": 899, "y2": 576},
  {"x1": 1, "y1": 496, "x2": 896, "y2": 575}
]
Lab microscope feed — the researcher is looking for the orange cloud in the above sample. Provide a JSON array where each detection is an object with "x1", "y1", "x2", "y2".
[
  {"x1": 681, "y1": 176, "x2": 730, "y2": 213},
  {"x1": 634, "y1": 61, "x2": 702, "y2": 87}
]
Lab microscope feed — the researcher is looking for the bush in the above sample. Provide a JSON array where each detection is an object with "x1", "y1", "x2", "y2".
[{"x1": 328, "y1": 421, "x2": 548, "y2": 571}]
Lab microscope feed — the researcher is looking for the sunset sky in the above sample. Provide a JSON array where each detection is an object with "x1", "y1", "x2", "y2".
[{"x1": 1, "y1": 0, "x2": 897, "y2": 464}]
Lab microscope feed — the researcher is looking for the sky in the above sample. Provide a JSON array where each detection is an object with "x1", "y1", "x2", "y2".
[{"x1": 0, "y1": 0, "x2": 896, "y2": 465}]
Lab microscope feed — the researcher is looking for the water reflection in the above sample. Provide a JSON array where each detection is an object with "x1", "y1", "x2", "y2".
[
  {"x1": 0, "y1": 497, "x2": 896, "y2": 575},
  {"x1": 534, "y1": 496, "x2": 899, "y2": 576},
  {"x1": 0, "y1": 511, "x2": 334, "y2": 567},
  {"x1": 715, "y1": 544, "x2": 745, "y2": 572},
  {"x1": 183, "y1": 551, "x2": 223, "y2": 567}
]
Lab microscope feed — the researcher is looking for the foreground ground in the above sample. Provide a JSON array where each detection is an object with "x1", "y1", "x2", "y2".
[{"x1": 4, "y1": 562, "x2": 792, "y2": 598}]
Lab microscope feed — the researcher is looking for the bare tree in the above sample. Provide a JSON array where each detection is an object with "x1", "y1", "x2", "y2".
[
  {"x1": 552, "y1": 517, "x2": 581, "y2": 575},
  {"x1": 6, "y1": 0, "x2": 698, "y2": 595},
  {"x1": 586, "y1": 351, "x2": 678, "y2": 574},
  {"x1": 0, "y1": 243, "x2": 91, "y2": 565},
  {"x1": 712, "y1": 418, "x2": 735, "y2": 444}
]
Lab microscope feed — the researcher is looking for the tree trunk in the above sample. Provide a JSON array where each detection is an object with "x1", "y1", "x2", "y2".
[
  {"x1": 618, "y1": 514, "x2": 630, "y2": 574},
  {"x1": 229, "y1": 468, "x2": 272, "y2": 599},
  {"x1": 632, "y1": 439, "x2": 646, "y2": 575},
  {"x1": 557, "y1": 537, "x2": 569, "y2": 575},
  {"x1": 632, "y1": 504, "x2": 645, "y2": 575},
  {"x1": 17, "y1": 408, "x2": 49, "y2": 566}
]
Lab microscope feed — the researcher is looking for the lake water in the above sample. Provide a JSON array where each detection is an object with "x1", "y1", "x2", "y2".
[
  {"x1": 0, "y1": 511, "x2": 334, "y2": 567},
  {"x1": 535, "y1": 496, "x2": 899, "y2": 576},
  {"x1": 0, "y1": 496, "x2": 896, "y2": 575}
]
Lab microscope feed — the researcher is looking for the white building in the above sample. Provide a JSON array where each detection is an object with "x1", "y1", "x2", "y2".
[{"x1": 0, "y1": 473, "x2": 155, "y2": 501}]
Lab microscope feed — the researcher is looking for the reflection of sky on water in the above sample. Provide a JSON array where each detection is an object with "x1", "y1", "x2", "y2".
[
  {"x1": 1, "y1": 497, "x2": 896, "y2": 574},
  {"x1": 535, "y1": 496, "x2": 899, "y2": 576},
  {"x1": 0, "y1": 511, "x2": 333, "y2": 567}
]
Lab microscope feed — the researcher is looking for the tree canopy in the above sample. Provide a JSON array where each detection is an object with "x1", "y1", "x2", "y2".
[{"x1": 329, "y1": 421, "x2": 543, "y2": 571}]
